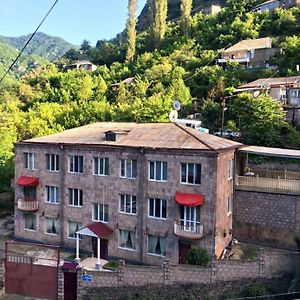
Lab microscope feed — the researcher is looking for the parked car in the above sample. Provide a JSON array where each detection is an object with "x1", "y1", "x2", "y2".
[{"x1": 214, "y1": 129, "x2": 241, "y2": 139}]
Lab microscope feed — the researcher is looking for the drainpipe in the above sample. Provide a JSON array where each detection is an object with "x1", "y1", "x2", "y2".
[{"x1": 60, "y1": 144, "x2": 66, "y2": 247}]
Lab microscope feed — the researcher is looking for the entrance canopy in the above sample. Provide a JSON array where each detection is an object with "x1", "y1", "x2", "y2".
[
  {"x1": 175, "y1": 192, "x2": 205, "y2": 207},
  {"x1": 238, "y1": 146, "x2": 300, "y2": 159},
  {"x1": 17, "y1": 176, "x2": 39, "y2": 187},
  {"x1": 76, "y1": 222, "x2": 113, "y2": 238}
]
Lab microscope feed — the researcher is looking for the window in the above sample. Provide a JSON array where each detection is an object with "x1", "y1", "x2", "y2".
[
  {"x1": 148, "y1": 198, "x2": 167, "y2": 219},
  {"x1": 227, "y1": 193, "x2": 233, "y2": 215},
  {"x1": 120, "y1": 159, "x2": 137, "y2": 179},
  {"x1": 68, "y1": 221, "x2": 82, "y2": 239},
  {"x1": 25, "y1": 153, "x2": 36, "y2": 170},
  {"x1": 181, "y1": 163, "x2": 201, "y2": 185},
  {"x1": 180, "y1": 205, "x2": 200, "y2": 231},
  {"x1": 24, "y1": 213, "x2": 36, "y2": 231},
  {"x1": 148, "y1": 235, "x2": 166, "y2": 256},
  {"x1": 92, "y1": 203, "x2": 108, "y2": 222},
  {"x1": 46, "y1": 217, "x2": 59, "y2": 235},
  {"x1": 228, "y1": 159, "x2": 233, "y2": 179},
  {"x1": 68, "y1": 155, "x2": 83, "y2": 173},
  {"x1": 68, "y1": 188, "x2": 83, "y2": 207},
  {"x1": 119, "y1": 229, "x2": 136, "y2": 250},
  {"x1": 119, "y1": 194, "x2": 137, "y2": 215},
  {"x1": 46, "y1": 186, "x2": 59, "y2": 204},
  {"x1": 93, "y1": 157, "x2": 109, "y2": 176},
  {"x1": 149, "y1": 161, "x2": 167, "y2": 181},
  {"x1": 46, "y1": 154, "x2": 59, "y2": 172}
]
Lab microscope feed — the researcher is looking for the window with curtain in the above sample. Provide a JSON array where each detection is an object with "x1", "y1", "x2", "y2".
[
  {"x1": 120, "y1": 159, "x2": 137, "y2": 179},
  {"x1": 148, "y1": 235, "x2": 166, "y2": 256},
  {"x1": 46, "y1": 217, "x2": 59, "y2": 235},
  {"x1": 46, "y1": 186, "x2": 60, "y2": 204},
  {"x1": 68, "y1": 221, "x2": 82, "y2": 239},
  {"x1": 119, "y1": 229, "x2": 136, "y2": 250},
  {"x1": 119, "y1": 194, "x2": 137, "y2": 215},
  {"x1": 24, "y1": 213, "x2": 36, "y2": 230}
]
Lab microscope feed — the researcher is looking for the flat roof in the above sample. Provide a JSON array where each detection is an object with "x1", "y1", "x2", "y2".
[{"x1": 239, "y1": 146, "x2": 300, "y2": 159}]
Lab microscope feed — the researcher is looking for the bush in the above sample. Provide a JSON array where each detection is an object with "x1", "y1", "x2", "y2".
[
  {"x1": 186, "y1": 247, "x2": 210, "y2": 266},
  {"x1": 241, "y1": 283, "x2": 267, "y2": 297},
  {"x1": 289, "y1": 268, "x2": 300, "y2": 293}
]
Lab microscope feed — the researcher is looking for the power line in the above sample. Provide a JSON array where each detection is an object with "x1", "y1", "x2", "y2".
[{"x1": 0, "y1": 0, "x2": 60, "y2": 85}]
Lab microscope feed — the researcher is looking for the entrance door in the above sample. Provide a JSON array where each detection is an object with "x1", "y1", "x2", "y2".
[
  {"x1": 179, "y1": 241, "x2": 191, "y2": 264},
  {"x1": 92, "y1": 237, "x2": 108, "y2": 260},
  {"x1": 64, "y1": 271, "x2": 77, "y2": 300}
]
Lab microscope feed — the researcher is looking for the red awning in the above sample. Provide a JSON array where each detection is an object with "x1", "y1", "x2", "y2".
[
  {"x1": 87, "y1": 222, "x2": 113, "y2": 239},
  {"x1": 175, "y1": 192, "x2": 205, "y2": 207},
  {"x1": 17, "y1": 176, "x2": 39, "y2": 187}
]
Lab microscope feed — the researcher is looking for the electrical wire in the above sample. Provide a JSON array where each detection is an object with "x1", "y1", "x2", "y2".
[{"x1": 0, "y1": 0, "x2": 60, "y2": 85}]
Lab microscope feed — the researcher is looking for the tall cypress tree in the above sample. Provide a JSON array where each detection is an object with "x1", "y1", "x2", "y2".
[
  {"x1": 180, "y1": 0, "x2": 193, "y2": 36},
  {"x1": 148, "y1": 0, "x2": 168, "y2": 48},
  {"x1": 126, "y1": 0, "x2": 137, "y2": 62}
]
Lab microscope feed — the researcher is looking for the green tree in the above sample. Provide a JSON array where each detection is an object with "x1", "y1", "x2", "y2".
[
  {"x1": 126, "y1": 0, "x2": 137, "y2": 62},
  {"x1": 180, "y1": 0, "x2": 193, "y2": 35}
]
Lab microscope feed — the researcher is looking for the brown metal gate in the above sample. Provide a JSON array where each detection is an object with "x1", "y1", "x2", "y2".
[{"x1": 5, "y1": 241, "x2": 60, "y2": 300}]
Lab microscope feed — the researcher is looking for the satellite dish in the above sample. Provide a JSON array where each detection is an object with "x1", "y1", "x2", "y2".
[
  {"x1": 169, "y1": 110, "x2": 178, "y2": 122},
  {"x1": 173, "y1": 100, "x2": 181, "y2": 111},
  {"x1": 253, "y1": 90, "x2": 260, "y2": 98}
]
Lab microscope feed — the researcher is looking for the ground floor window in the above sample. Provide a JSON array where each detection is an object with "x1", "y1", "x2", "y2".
[
  {"x1": 119, "y1": 229, "x2": 136, "y2": 250},
  {"x1": 24, "y1": 213, "x2": 36, "y2": 231},
  {"x1": 68, "y1": 221, "x2": 82, "y2": 239},
  {"x1": 148, "y1": 235, "x2": 166, "y2": 256},
  {"x1": 46, "y1": 217, "x2": 59, "y2": 235}
]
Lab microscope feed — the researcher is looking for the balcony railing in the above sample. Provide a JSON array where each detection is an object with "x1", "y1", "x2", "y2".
[
  {"x1": 174, "y1": 221, "x2": 204, "y2": 239},
  {"x1": 217, "y1": 57, "x2": 250, "y2": 64},
  {"x1": 235, "y1": 175, "x2": 300, "y2": 193},
  {"x1": 17, "y1": 198, "x2": 39, "y2": 212}
]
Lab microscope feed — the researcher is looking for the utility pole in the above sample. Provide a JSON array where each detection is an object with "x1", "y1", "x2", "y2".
[{"x1": 221, "y1": 96, "x2": 226, "y2": 135}]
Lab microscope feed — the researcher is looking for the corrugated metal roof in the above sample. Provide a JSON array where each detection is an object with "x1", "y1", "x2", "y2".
[
  {"x1": 224, "y1": 37, "x2": 272, "y2": 53},
  {"x1": 239, "y1": 146, "x2": 300, "y2": 158},
  {"x1": 23, "y1": 122, "x2": 241, "y2": 151}
]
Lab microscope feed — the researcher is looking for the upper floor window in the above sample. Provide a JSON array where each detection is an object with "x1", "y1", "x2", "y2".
[
  {"x1": 119, "y1": 194, "x2": 137, "y2": 215},
  {"x1": 148, "y1": 235, "x2": 166, "y2": 257},
  {"x1": 148, "y1": 198, "x2": 167, "y2": 219},
  {"x1": 149, "y1": 161, "x2": 167, "y2": 181},
  {"x1": 46, "y1": 217, "x2": 59, "y2": 235},
  {"x1": 227, "y1": 193, "x2": 233, "y2": 215},
  {"x1": 24, "y1": 213, "x2": 36, "y2": 231},
  {"x1": 68, "y1": 188, "x2": 83, "y2": 207},
  {"x1": 93, "y1": 157, "x2": 109, "y2": 176},
  {"x1": 228, "y1": 159, "x2": 233, "y2": 179},
  {"x1": 120, "y1": 159, "x2": 137, "y2": 179},
  {"x1": 68, "y1": 155, "x2": 83, "y2": 174},
  {"x1": 119, "y1": 229, "x2": 136, "y2": 250},
  {"x1": 25, "y1": 153, "x2": 36, "y2": 170},
  {"x1": 92, "y1": 203, "x2": 108, "y2": 223},
  {"x1": 68, "y1": 221, "x2": 82, "y2": 239},
  {"x1": 46, "y1": 186, "x2": 60, "y2": 204},
  {"x1": 181, "y1": 163, "x2": 201, "y2": 185},
  {"x1": 46, "y1": 154, "x2": 59, "y2": 172}
]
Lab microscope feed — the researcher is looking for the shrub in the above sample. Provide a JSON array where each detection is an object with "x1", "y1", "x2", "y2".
[
  {"x1": 241, "y1": 283, "x2": 267, "y2": 297},
  {"x1": 186, "y1": 247, "x2": 210, "y2": 266},
  {"x1": 289, "y1": 268, "x2": 300, "y2": 293}
]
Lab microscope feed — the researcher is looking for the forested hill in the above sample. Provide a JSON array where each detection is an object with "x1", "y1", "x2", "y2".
[{"x1": 0, "y1": 32, "x2": 75, "y2": 61}]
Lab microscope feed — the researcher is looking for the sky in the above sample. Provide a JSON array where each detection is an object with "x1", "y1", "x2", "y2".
[{"x1": 0, "y1": 0, "x2": 147, "y2": 46}]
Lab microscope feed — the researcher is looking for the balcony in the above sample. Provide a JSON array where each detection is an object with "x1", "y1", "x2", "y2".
[
  {"x1": 17, "y1": 198, "x2": 39, "y2": 212},
  {"x1": 217, "y1": 57, "x2": 250, "y2": 64},
  {"x1": 174, "y1": 221, "x2": 203, "y2": 239},
  {"x1": 235, "y1": 170, "x2": 300, "y2": 193}
]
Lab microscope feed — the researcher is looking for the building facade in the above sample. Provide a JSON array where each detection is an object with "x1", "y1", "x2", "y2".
[{"x1": 14, "y1": 122, "x2": 239, "y2": 265}]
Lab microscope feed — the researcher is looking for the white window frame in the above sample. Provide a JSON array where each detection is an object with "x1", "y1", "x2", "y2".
[
  {"x1": 147, "y1": 235, "x2": 166, "y2": 257},
  {"x1": 148, "y1": 198, "x2": 167, "y2": 220},
  {"x1": 46, "y1": 154, "x2": 59, "y2": 172},
  {"x1": 120, "y1": 159, "x2": 137, "y2": 179},
  {"x1": 24, "y1": 213, "x2": 36, "y2": 231},
  {"x1": 68, "y1": 188, "x2": 83, "y2": 207},
  {"x1": 119, "y1": 229, "x2": 136, "y2": 251},
  {"x1": 93, "y1": 157, "x2": 109, "y2": 176},
  {"x1": 149, "y1": 161, "x2": 167, "y2": 182},
  {"x1": 68, "y1": 155, "x2": 83, "y2": 174},
  {"x1": 119, "y1": 194, "x2": 137, "y2": 215},
  {"x1": 68, "y1": 221, "x2": 82, "y2": 239},
  {"x1": 45, "y1": 217, "x2": 59, "y2": 235},
  {"x1": 228, "y1": 159, "x2": 233, "y2": 179},
  {"x1": 46, "y1": 186, "x2": 60, "y2": 204},
  {"x1": 180, "y1": 205, "x2": 201, "y2": 232},
  {"x1": 180, "y1": 163, "x2": 201, "y2": 185},
  {"x1": 227, "y1": 193, "x2": 233, "y2": 215},
  {"x1": 25, "y1": 153, "x2": 36, "y2": 170},
  {"x1": 92, "y1": 203, "x2": 109, "y2": 223}
]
